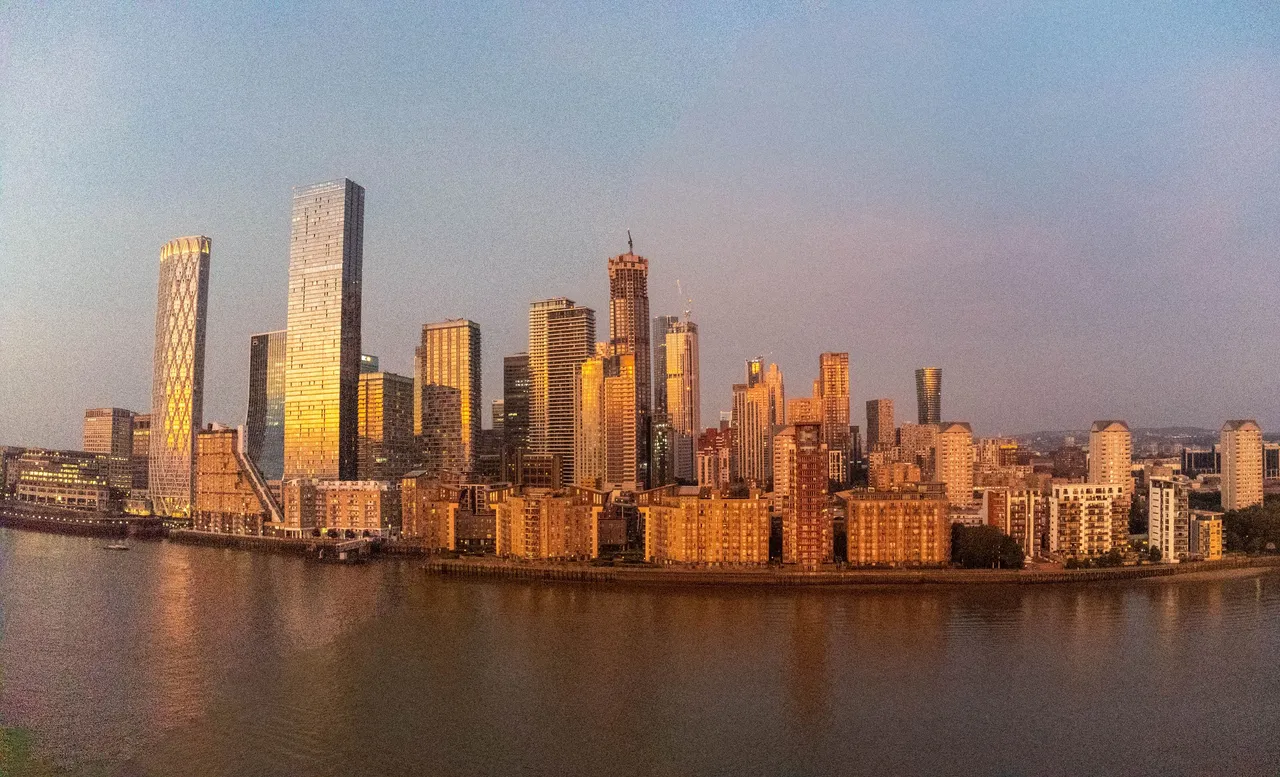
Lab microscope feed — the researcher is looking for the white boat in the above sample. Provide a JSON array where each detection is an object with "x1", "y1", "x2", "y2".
[{"x1": 103, "y1": 543, "x2": 130, "y2": 551}]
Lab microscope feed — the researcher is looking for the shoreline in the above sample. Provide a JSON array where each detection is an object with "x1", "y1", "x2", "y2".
[{"x1": 4, "y1": 517, "x2": 1277, "y2": 588}]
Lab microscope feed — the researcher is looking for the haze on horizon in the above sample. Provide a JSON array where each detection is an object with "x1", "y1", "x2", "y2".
[{"x1": 1, "y1": 1, "x2": 1277, "y2": 450}]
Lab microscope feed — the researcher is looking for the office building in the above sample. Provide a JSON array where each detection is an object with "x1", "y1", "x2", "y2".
[
  {"x1": 866, "y1": 399, "x2": 895, "y2": 452},
  {"x1": 491, "y1": 400, "x2": 505, "y2": 434},
  {"x1": 503, "y1": 353, "x2": 531, "y2": 460},
  {"x1": 131, "y1": 414, "x2": 151, "y2": 496},
  {"x1": 357, "y1": 371, "x2": 415, "y2": 481},
  {"x1": 192, "y1": 425, "x2": 278, "y2": 536},
  {"x1": 915, "y1": 367, "x2": 942, "y2": 425},
  {"x1": 652, "y1": 315, "x2": 679, "y2": 416},
  {"x1": 83, "y1": 408, "x2": 136, "y2": 494},
  {"x1": 246, "y1": 330, "x2": 286, "y2": 481},
  {"x1": 840, "y1": 487, "x2": 951, "y2": 567},
  {"x1": 415, "y1": 319, "x2": 482, "y2": 474},
  {"x1": 540, "y1": 302, "x2": 596, "y2": 485},
  {"x1": 1149, "y1": 476, "x2": 1191, "y2": 561},
  {"x1": 664, "y1": 320, "x2": 700, "y2": 483},
  {"x1": 149, "y1": 235, "x2": 211, "y2": 517},
  {"x1": 1220, "y1": 420, "x2": 1264, "y2": 511},
  {"x1": 359, "y1": 354, "x2": 379, "y2": 374},
  {"x1": 1089, "y1": 420, "x2": 1133, "y2": 495},
  {"x1": 282, "y1": 179, "x2": 364, "y2": 481},
  {"x1": 936, "y1": 422, "x2": 975, "y2": 508},
  {"x1": 782, "y1": 421, "x2": 831, "y2": 567},
  {"x1": 11, "y1": 449, "x2": 111, "y2": 510}
]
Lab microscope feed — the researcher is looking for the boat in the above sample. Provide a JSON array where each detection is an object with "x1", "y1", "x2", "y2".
[{"x1": 103, "y1": 543, "x2": 130, "y2": 551}]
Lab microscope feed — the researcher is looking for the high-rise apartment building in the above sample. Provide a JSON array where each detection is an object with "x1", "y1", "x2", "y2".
[
  {"x1": 732, "y1": 381, "x2": 771, "y2": 486},
  {"x1": 607, "y1": 250, "x2": 652, "y2": 487},
  {"x1": 503, "y1": 353, "x2": 531, "y2": 456},
  {"x1": 357, "y1": 372, "x2": 415, "y2": 481},
  {"x1": 193, "y1": 425, "x2": 278, "y2": 536},
  {"x1": 866, "y1": 399, "x2": 895, "y2": 452},
  {"x1": 149, "y1": 235, "x2": 211, "y2": 517},
  {"x1": 897, "y1": 423, "x2": 939, "y2": 478},
  {"x1": 415, "y1": 319, "x2": 481, "y2": 474},
  {"x1": 1049, "y1": 482, "x2": 1129, "y2": 559},
  {"x1": 246, "y1": 330, "x2": 286, "y2": 481},
  {"x1": 782, "y1": 420, "x2": 831, "y2": 567},
  {"x1": 936, "y1": 421, "x2": 975, "y2": 508},
  {"x1": 816, "y1": 352, "x2": 850, "y2": 483},
  {"x1": 83, "y1": 408, "x2": 136, "y2": 494},
  {"x1": 604, "y1": 352, "x2": 641, "y2": 491},
  {"x1": 652, "y1": 315, "x2": 679, "y2": 416},
  {"x1": 915, "y1": 367, "x2": 942, "y2": 425},
  {"x1": 529, "y1": 300, "x2": 596, "y2": 485},
  {"x1": 1089, "y1": 420, "x2": 1132, "y2": 495},
  {"x1": 1149, "y1": 476, "x2": 1191, "y2": 561},
  {"x1": 282, "y1": 179, "x2": 364, "y2": 481},
  {"x1": 664, "y1": 320, "x2": 700, "y2": 483},
  {"x1": 697, "y1": 426, "x2": 733, "y2": 490},
  {"x1": 574, "y1": 349, "x2": 606, "y2": 488},
  {"x1": 1220, "y1": 420, "x2": 1264, "y2": 511}
]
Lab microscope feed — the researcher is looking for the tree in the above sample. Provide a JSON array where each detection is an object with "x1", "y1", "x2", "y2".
[
  {"x1": 1222, "y1": 503, "x2": 1280, "y2": 553},
  {"x1": 951, "y1": 524, "x2": 1025, "y2": 570},
  {"x1": 1148, "y1": 545, "x2": 1162, "y2": 563}
]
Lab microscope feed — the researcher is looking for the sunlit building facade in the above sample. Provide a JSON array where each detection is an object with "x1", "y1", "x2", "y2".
[
  {"x1": 83, "y1": 407, "x2": 136, "y2": 494},
  {"x1": 866, "y1": 399, "x2": 895, "y2": 452},
  {"x1": 642, "y1": 486, "x2": 771, "y2": 565},
  {"x1": 915, "y1": 367, "x2": 942, "y2": 425},
  {"x1": 816, "y1": 352, "x2": 850, "y2": 483},
  {"x1": 246, "y1": 330, "x2": 287, "y2": 481},
  {"x1": 1220, "y1": 420, "x2": 1263, "y2": 511},
  {"x1": 193, "y1": 425, "x2": 278, "y2": 536},
  {"x1": 664, "y1": 320, "x2": 700, "y2": 483},
  {"x1": 936, "y1": 422, "x2": 975, "y2": 508},
  {"x1": 840, "y1": 487, "x2": 951, "y2": 567},
  {"x1": 149, "y1": 235, "x2": 211, "y2": 517},
  {"x1": 537, "y1": 301, "x2": 595, "y2": 485},
  {"x1": 282, "y1": 179, "x2": 364, "y2": 481},
  {"x1": 782, "y1": 420, "x2": 831, "y2": 567},
  {"x1": 1089, "y1": 420, "x2": 1133, "y2": 495},
  {"x1": 1149, "y1": 476, "x2": 1191, "y2": 561},
  {"x1": 607, "y1": 251, "x2": 652, "y2": 487},
  {"x1": 1049, "y1": 482, "x2": 1129, "y2": 559},
  {"x1": 358, "y1": 371, "x2": 415, "y2": 481},
  {"x1": 415, "y1": 319, "x2": 481, "y2": 474}
]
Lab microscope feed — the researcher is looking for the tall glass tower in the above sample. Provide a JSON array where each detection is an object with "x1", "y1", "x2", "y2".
[
  {"x1": 149, "y1": 235, "x2": 211, "y2": 517},
  {"x1": 247, "y1": 330, "x2": 286, "y2": 480},
  {"x1": 283, "y1": 179, "x2": 364, "y2": 481},
  {"x1": 415, "y1": 319, "x2": 481, "y2": 474},
  {"x1": 608, "y1": 250, "x2": 651, "y2": 487},
  {"x1": 915, "y1": 367, "x2": 942, "y2": 426}
]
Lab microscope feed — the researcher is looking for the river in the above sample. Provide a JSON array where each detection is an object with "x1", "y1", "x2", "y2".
[{"x1": 1, "y1": 528, "x2": 1278, "y2": 776}]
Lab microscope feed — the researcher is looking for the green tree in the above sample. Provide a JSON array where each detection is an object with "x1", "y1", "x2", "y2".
[
  {"x1": 951, "y1": 524, "x2": 1025, "y2": 569},
  {"x1": 1222, "y1": 503, "x2": 1280, "y2": 553}
]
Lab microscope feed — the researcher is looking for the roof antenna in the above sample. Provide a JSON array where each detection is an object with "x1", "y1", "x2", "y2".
[{"x1": 627, "y1": 229, "x2": 633, "y2": 254}]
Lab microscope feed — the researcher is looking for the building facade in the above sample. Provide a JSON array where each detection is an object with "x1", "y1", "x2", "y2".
[
  {"x1": 1089, "y1": 420, "x2": 1133, "y2": 495},
  {"x1": 357, "y1": 372, "x2": 415, "y2": 481},
  {"x1": 502, "y1": 353, "x2": 531, "y2": 461},
  {"x1": 915, "y1": 367, "x2": 941, "y2": 425},
  {"x1": 149, "y1": 235, "x2": 211, "y2": 517},
  {"x1": 1220, "y1": 420, "x2": 1264, "y2": 511},
  {"x1": 841, "y1": 487, "x2": 951, "y2": 566},
  {"x1": 192, "y1": 426, "x2": 277, "y2": 535},
  {"x1": 866, "y1": 399, "x2": 895, "y2": 453},
  {"x1": 642, "y1": 487, "x2": 771, "y2": 565},
  {"x1": 664, "y1": 320, "x2": 700, "y2": 483},
  {"x1": 282, "y1": 179, "x2": 364, "y2": 481},
  {"x1": 936, "y1": 422, "x2": 975, "y2": 508},
  {"x1": 816, "y1": 352, "x2": 850, "y2": 483},
  {"x1": 246, "y1": 330, "x2": 287, "y2": 481},
  {"x1": 1049, "y1": 483, "x2": 1129, "y2": 559},
  {"x1": 607, "y1": 251, "x2": 652, "y2": 488},
  {"x1": 1149, "y1": 476, "x2": 1191, "y2": 561},
  {"x1": 83, "y1": 408, "x2": 136, "y2": 494},
  {"x1": 415, "y1": 319, "x2": 481, "y2": 474},
  {"x1": 782, "y1": 421, "x2": 831, "y2": 566},
  {"x1": 11, "y1": 449, "x2": 111, "y2": 510}
]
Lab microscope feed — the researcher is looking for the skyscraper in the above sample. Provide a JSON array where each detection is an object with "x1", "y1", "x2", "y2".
[
  {"x1": 575, "y1": 350, "x2": 606, "y2": 488},
  {"x1": 83, "y1": 408, "x2": 136, "y2": 494},
  {"x1": 529, "y1": 301, "x2": 596, "y2": 485},
  {"x1": 652, "y1": 315, "x2": 679, "y2": 416},
  {"x1": 282, "y1": 179, "x2": 364, "y2": 481},
  {"x1": 732, "y1": 360, "x2": 785, "y2": 487},
  {"x1": 131, "y1": 413, "x2": 151, "y2": 497},
  {"x1": 246, "y1": 330, "x2": 286, "y2": 481},
  {"x1": 915, "y1": 367, "x2": 942, "y2": 425},
  {"x1": 664, "y1": 320, "x2": 700, "y2": 483},
  {"x1": 415, "y1": 319, "x2": 481, "y2": 473},
  {"x1": 608, "y1": 249, "x2": 652, "y2": 487},
  {"x1": 357, "y1": 371, "x2": 415, "y2": 480},
  {"x1": 866, "y1": 399, "x2": 895, "y2": 452},
  {"x1": 936, "y1": 421, "x2": 975, "y2": 508},
  {"x1": 782, "y1": 420, "x2": 831, "y2": 567},
  {"x1": 603, "y1": 351, "x2": 641, "y2": 490},
  {"x1": 503, "y1": 353, "x2": 531, "y2": 467},
  {"x1": 1221, "y1": 420, "x2": 1263, "y2": 511},
  {"x1": 1088, "y1": 420, "x2": 1132, "y2": 495},
  {"x1": 816, "y1": 352, "x2": 850, "y2": 483},
  {"x1": 149, "y1": 235, "x2": 211, "y2": 517}
]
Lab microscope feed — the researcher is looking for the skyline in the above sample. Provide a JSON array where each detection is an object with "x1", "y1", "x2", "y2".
[{"x1": 4, "y1": 2, "x2": 1280, "y2": 450}]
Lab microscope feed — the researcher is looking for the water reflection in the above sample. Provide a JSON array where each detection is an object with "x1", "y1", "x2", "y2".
[{"x1": 3, "y1": 530, "x2": 1280, "y2": 777}]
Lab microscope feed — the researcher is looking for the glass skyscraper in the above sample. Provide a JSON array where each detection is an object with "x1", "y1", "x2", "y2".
[
  {"x1": 915, "y1": 367, "x2": 942, "y2": 425},
  {"x1": 283, "y1": 179, "x2": 364, "y2": 481},
  {"x1": 608, "y1": 251, "x2": 652, "y2": 487},
  {"x1": 247, "y1": 330, "x2": 286, "y2": 480},
  {"x1": 415, "y1": 319, "x2": 481, "y2": 474},
  {"x1": 149, "y1": 235, "x2": 211, "y2": 517}
]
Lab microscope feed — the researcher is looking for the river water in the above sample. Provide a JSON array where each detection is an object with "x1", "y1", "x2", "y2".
[{"x1": 1, "y1": 528, "x2": 1278, "y2": 776}]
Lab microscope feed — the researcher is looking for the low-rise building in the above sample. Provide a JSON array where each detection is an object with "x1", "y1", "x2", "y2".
[
  {"x1": 494, "y1": 487, "x2": 604, "y2": 560},
  {"x1": 1190, "y1": 510, "x2": 1224, "y2": 561},
  {"x1": 1049, "y1": 482, "x2": 1129, "y2": 560},
  {"x1": 9, "y1": 448, "x2": 112, "y2": 511}
]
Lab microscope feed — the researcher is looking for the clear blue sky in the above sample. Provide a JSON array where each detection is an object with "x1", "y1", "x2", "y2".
[{"x1": 2, "y1": 1, "x2": 1278, "y2": 449}]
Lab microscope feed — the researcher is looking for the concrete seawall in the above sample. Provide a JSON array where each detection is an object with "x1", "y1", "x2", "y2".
[{"x1": 424, "y1": 555, "x2": 1280, "y2": 587}]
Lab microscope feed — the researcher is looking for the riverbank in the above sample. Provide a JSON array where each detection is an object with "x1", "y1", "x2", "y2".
[
  {"x1": 423, "y1": 555, "x2": 1280, "y2": 587},
  {"x1": 0, "y1": 501, "x2": 165, "y2": 538}
]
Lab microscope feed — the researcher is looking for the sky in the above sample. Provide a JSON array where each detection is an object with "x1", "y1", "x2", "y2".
[{"x1": 1, "y1": 1, "x2": 1278, "y2": 450}]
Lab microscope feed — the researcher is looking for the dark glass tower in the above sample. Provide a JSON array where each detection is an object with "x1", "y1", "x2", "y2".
[{"x1": 247, "y1": 330, "x2": 286, "y2": 480}]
